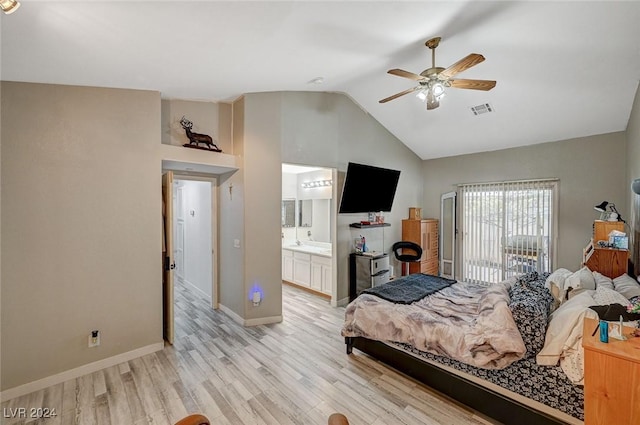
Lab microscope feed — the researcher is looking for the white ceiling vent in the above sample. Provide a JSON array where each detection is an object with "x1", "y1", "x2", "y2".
[{"x1": 470, "y1": 103, "x2": 494, "y2": 116}]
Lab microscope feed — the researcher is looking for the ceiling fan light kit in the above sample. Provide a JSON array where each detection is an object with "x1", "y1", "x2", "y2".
[
  {"x1": 0, "y1": 0, "x2": 20, "y2": 14},
  {"x1": 380, "y1": 37, "x2": 496, "y2": 110}
]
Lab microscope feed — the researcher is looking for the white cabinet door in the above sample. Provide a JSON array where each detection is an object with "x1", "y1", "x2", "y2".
[
  {"x1": 310, "y1": 263, "x2": 323, "y2": 291},
  {"x1": 321, "y1": 264, "x2": 332, "y2": 295},
  {"x1": 293, "y1": 252, "x2": 311, "y2": 287},
  {"x1": 283, "y1": 255, "x2": 294, "y2": 282}
]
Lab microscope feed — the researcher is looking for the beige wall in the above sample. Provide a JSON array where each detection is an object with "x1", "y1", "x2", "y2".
[
  {"x1": 217, "y1": 93, "x2": 285, "y2": 322},
  {"x1": 279, "y1": 92, "x2": 424, "y2": 302},
  {"x1": 242, "y1": 93, "x2": 283, "y2": 320},
  {"x1": 217, "y1": 98, "x2": 246, "y2": 316},
  {"x1": 422, "y1": 132, "x2": 627, "y2": 273},
  {"x1": 1, "y1": 82, "x2": 162, "y2": 390},
  {"x1": 626, "y1": 83, "x2": 640, "y2": 274}
]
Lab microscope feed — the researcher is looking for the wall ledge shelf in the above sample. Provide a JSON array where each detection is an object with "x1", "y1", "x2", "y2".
[{"x1": 349, "y1": 223, "x2": 391, "y2": 229}]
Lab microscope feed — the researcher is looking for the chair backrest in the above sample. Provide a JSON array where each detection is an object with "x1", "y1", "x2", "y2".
[
  {"x1": 392, "y1": 241, "x2": 423, "y2": 262},
  {"x1": 328, "y1": 413, "x2": 350, "y2": 425},
  {"x1": 174, "y1": 414, "x2": 210, "y2": 425}
]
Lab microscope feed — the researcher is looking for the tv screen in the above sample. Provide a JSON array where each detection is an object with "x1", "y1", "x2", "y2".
[{"x1": 338, "y1": 162, "x2": 401, "y2": 214}]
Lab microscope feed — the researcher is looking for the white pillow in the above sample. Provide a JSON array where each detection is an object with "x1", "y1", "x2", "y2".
[
  {"x1": 593, "y1": 286, "x2": 632, "y2": 307},
  {"x1": 613, "y1": 274, "x2": 640, "y2": 299},
  {"x1": 499, "y1": 276, "x2": 518, "y2": 289},
  {"x1": 545, "y1": 268, "x2": 572, "y2": 307},
  {"x1": 564, "y1": 266, "x2": 596, "y2": 294},
  {"x1": 592, "y1": 271, "x2": 614, "y2": 290}
]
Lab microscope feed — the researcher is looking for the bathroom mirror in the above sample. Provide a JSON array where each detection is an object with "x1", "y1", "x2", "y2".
[
  {"x1": 282, "y1": 199, "x2": 295, "y2": 227},
  {"x1": 299, "y1": 199, "x2": 312, "y2": 227}
]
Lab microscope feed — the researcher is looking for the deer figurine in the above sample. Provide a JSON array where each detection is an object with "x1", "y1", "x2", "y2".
[{"x1": 179, "y1": 116, "x2": 221, "y2": 152}]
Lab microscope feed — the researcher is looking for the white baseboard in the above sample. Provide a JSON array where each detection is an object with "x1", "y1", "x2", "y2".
[
  {"x1": 337, "y1": 295, "x2": 351, "y2": 307},
  {"x1": 1, "y1": 342, "x2": 164, "y2": 402},
  {"x1": 218, "y1": 303, "x2": 282, "y2": 327},
  {"x1": 244, "y1": 315, "x2": 283, "y2": 326}
]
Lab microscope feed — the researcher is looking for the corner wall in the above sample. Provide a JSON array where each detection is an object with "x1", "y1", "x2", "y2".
[
  {"x1": 422, "y1": 132, "x2": 627, "y2": 272},
  {"x1": 626, "y1": 82, "x2": 640, "y2": 274},
  {"x1": 0, "y1": 82, "x2": 162, "y2": 391},
  {"x1": 279, "y1": 92, "x2": 424, "y2": 302}
]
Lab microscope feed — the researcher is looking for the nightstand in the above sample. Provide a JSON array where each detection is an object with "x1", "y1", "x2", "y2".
[{"x1": 582, "y1": 317, "x2": 640, "y2": 425}]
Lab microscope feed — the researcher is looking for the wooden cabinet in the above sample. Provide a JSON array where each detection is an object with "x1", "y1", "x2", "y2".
[
  {"x1": 593, "y1": 220, "x2": 625, "y2": 244},
  {"x1": 582, "y1": 318, "x2": 640, "y2": 425},
  {"x1": 584, "y1": 220, "x2": 628, "y2": 278},
  {"x1": 402, "y1": 219, "x2": 439, "y2": 275},
  {"x1": 584, "y1": 247, "x2": 628, "y2": 278}
]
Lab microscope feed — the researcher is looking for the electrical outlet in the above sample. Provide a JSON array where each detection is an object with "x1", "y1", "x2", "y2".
[{"x1": 88, "y1": 330, "x2": 100, "y2": 348}]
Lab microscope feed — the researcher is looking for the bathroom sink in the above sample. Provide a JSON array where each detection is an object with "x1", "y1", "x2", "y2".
[{"x1": 285, "y1": 244, "x2": 332, "y2": 256}]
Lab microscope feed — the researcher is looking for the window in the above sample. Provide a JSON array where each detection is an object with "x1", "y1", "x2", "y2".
[{"x1": 459, "y1": 179, "x2": 558, "y2": 285}]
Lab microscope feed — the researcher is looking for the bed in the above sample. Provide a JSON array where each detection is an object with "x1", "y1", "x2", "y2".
[{"x1": 342, "y1": 271, "x2": 583, "y2": 425}]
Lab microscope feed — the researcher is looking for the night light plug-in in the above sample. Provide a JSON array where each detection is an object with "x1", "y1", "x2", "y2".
[{"x1": 252, "y1": 291, "x2": 261, "y2": 306}]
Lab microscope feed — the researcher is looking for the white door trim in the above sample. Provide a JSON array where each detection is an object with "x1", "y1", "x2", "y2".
[{"x1": 440, "y1": 191, "x2": 456, "y2": 279}]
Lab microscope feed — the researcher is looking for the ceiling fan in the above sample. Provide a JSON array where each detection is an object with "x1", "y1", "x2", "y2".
[{"x1": 380, "y1": 37, "x2": 496, "y2": 110}]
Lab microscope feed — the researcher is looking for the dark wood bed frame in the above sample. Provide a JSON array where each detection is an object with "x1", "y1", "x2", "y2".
[{"x1": 346, "y1": 337, "x2": 569, "y2": 425}]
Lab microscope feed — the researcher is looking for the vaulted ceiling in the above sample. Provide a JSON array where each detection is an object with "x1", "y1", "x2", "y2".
[{"x1": 2, "y1": 1, "x2": 640, "y2": 159}]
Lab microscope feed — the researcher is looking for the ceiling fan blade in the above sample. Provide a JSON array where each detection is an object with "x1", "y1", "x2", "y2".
[
  {"x1": 439, "y1": 53, "x2": 485, "y2": 79},
  {"x1": 427, "y1": 98, "x2": 440, "y2": 110},
  {"x1": 387, "y1": 68, "x2": 424, "y2": 81},
  {"x1": 379, "y1": 87, "x2": 419, "y2": 103},
  {"x1": 449, "y1": 79, "x2": 496, "y2": 91}
]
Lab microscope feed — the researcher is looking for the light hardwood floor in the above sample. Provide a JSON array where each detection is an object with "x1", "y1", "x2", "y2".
[{"x1": 1, "y1": 281, "x2": 499, "y2": 425}]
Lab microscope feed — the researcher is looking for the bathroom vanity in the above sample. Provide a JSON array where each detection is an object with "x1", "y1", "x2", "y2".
[{"x1": 282, "y1": 242, "x2": 332, "y2": 295}]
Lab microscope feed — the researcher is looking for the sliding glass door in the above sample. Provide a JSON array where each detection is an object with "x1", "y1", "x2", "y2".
[{"x1": 460, "y1": 179, "x2": 558, "y2": 285}]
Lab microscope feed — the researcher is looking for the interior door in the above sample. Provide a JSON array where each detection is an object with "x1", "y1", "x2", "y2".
[
  {"x1": 440, "y1": 191, "x2": 456, "y2": 279},
  {"x1": 162, "y1": 171, "x2": 175, "y2": 344}
]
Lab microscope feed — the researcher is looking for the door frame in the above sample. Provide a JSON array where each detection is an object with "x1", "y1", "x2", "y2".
[
  {"x1": 172, "y1": 173, "x2": 219, "y2": 309},
  {"x1": 440, "y1": 191, "x2": 456, "y2": 279},
  {"x1": 162, "y1": 171, "x2": 219, "y2": 345}
]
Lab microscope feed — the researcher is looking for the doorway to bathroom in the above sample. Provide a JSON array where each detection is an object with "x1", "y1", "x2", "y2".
[{"x1": 281, "y1": 163, "x2": 337, "y2": 305}]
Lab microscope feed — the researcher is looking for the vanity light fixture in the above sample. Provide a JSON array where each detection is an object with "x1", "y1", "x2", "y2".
[
  {"x1": 301, "y1": 179, "x2": 332, "y2": 189},
  {"x1": 1, "y1": 0, "x2": 20, "y2": 14}
]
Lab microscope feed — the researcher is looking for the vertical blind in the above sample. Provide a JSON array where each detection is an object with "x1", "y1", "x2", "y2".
[{"x1": 459, "y1": 179, "x2": 558, "y2": 285}]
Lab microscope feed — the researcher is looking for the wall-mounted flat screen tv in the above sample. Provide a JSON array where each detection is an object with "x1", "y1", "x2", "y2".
[{"x1": 338, "y1": 162, "x2": 401, "y2": 213}]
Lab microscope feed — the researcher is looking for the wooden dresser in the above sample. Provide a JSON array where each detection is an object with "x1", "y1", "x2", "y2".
[
  {"x1": 583, "y1": 220, "x2": 628, "y2": 278},
  {"x1": 401, "y1": 219, "x2": 438, "y2": 275},
  {"x1": 592, "y1": 220, "x2": 625, "y2": 243},
  {"x1": 582, "y1": 317, "x2": 640, "y2": 425},
  {"x1": 584, "y1": 247, "x2": 629, "y2": 278}
]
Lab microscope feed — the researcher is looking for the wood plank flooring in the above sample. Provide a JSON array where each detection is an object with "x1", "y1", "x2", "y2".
[{"x1": 1, "y1": 281, "x2": 499, "y2": 425}]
